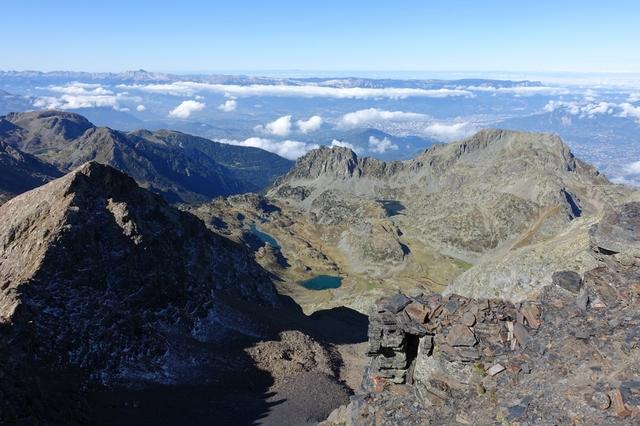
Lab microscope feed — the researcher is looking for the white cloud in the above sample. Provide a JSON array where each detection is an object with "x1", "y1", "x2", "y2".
[
  {"x1": 255, "y1": 115, "x2": 293, "y2": 136},
  {"x1": 218, "y1": 137, "x2": 319, "y2": 160},
  {"x1": 368, "y1": 136, "x2": 398, "y2": 154},
  {"x1": 465, "y1": 85, "x2": 570, "y2": 96},
  {"x1": 168, "y1": 100, "x2": 206, "y2": 118},
  {"x1": 217, "y1": 99, "x2": 237, "y2": 112},
  {"x1": 337, "y1": 108, "x2": 475, "y2": 142},
  {"x1": 421, "y1": 122, "x2": 476, "y2": 141},
  {"x1": 543, "y1": 100, "x2": 619, "y2": 118},
  {"x1": 46, "y1": 82, "x2": 113, "y2": 96},
  {"x1": 136, "y1": 104, "x2": 146, "y2": 112},
  {"x1": 339, "y1": 108, "x2": 427, "y2": 128},
  {"x1": 618, "y1": 103, "x2": 640, "y2": 122},
  {"x1": 330, "y1": 139, "x2": 361, "y2": 153},
  {"x1": 33, "y1": 94, "x2": 120, "y2": 110},
  {"x1": 611, "y1": 176, "x2": 632, "y2": 185},
  {"x1": 623, "y1": 160, "x2": 640, "y2": 174},
  {"x1": 296, "y1": 115, "x2": 323, "y2": 133},
  {"x1": 32, "y1": 82, "x2": 141, "y2": 111},
  {"x1": 120, "y1": 81, "x2": 472, "y2": 99},
  {"x1": 628, "y1": 93, "x2": 640, "y2": 103}
]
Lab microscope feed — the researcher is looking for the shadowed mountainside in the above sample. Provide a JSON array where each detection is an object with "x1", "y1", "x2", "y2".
[{"x1": 0, "y1": 140, "x2": 62, "y2": 204}]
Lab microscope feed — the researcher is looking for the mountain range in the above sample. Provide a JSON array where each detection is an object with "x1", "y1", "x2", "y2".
[{"x1": 0, "y1": 110, "x2": 292, "y2": 203}]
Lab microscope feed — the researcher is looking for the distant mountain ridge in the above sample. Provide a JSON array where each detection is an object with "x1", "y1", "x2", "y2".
[
  {"x1": 0, "y1": 110, "x2": 292, "y2": 203},
  {"x1": 0, "y1": 69, "x2": 544, "y2": 89}
]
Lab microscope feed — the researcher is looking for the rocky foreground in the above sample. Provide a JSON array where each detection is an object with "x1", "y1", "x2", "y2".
[{"x1": 323, "y1": 202, "x2": 640, "y2": 425}]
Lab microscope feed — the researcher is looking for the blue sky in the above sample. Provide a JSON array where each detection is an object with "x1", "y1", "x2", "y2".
[{"x1": 2, "y1": 0, "x2": 639, "y2": 73}]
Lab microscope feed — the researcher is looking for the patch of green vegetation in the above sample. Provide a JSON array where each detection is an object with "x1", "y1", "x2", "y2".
[
  {"x1": 472, "y1": 361, "x2": 486, "y2": 376},
  {"x1": 450, "y1": 256, "x2": 473, "y2": 271}
]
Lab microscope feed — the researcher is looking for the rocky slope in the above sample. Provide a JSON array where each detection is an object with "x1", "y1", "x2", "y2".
[
  {"x1": 323, "y1": 202, "x2": 640, "y2": 425},
  {"x1": 0, "y1": 140, "x2": 62, "y2": 204},
  {"x1": 0, "y1": 162, "x2": 357, "y2": 425},
  {"x1": 0, "y1": 110, "x2": 292, "y2": 203},
  {"x1": 0, "y1": 162, "x2": 278, "y2": 380},
  {"x1": 269, "y1": 129, "x2": 614, "y2": 261},
  {"x1": 192, "y1": 130, "x2": 631, "y2": 315}
]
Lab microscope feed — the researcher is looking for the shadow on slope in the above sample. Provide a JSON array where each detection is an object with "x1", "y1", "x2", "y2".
[{"x1": 84, "y1": 297, "x2": 368, "y2": 426}]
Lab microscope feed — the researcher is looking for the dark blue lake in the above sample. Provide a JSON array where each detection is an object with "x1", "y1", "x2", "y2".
[
  {"x1": 377, "y1": 200, "x2": 405, "y2": 216},
  {"x1": 249, "y1": 224, "x2": 280, "y2": 249},
  {"x1": 300, "y1": 275, "x2": 343, "y2": 290}
]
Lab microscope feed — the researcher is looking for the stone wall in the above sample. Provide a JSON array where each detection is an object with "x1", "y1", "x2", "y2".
[{"x1": 364, "y1": 291, "x2": 541, "y2": 396}]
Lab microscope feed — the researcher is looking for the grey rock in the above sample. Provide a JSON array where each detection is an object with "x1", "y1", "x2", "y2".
[
  {"x1": 385, "y1": 294, "x2": 411, "y2": 313},
  {"x1": 553, "y1": 270, "x2": 583, "y2": 294},
  {"x1": 461, "y1": 311, "x2": 476, "y2": 327},
  {"x1": 591, "y1": 202, "x2": 640, "y2": 255},
  {"x1": 576, "y1": 287, "x2": 589, "y2": 311}
]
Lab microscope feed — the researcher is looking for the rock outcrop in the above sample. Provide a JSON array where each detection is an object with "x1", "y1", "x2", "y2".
[{"x1": 323, "y1": 202, "x2": 640, "y2": 425}]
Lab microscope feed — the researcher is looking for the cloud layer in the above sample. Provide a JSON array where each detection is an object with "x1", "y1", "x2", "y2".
[
  {"x1": 337, "y1": 108, "x2": 475, "y2": 141},
  {"x1": 33, "y1": 82, "x2": 141, "y2": 111},
  {"x1": 421, "y1": 122, "x2": 476, "y2": 141},
  {"x1": 544, "y1": 99, "x2": 640, "y2": 123},
  {"x1": 120, "y1": 82, "x2": 472, "y2": 99},
  {"x1": 339, "y1": 108, "x2": 427, "y2": 128},
  {"x1": 464, "y1": 85, "x2": 570, "y2": 96},
  {"x1": 218, "y1": 137, "x2": 318, "y2": 160}
]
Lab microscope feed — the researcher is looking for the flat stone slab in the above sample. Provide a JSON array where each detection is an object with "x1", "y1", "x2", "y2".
[
  {"x1": 591, "y1": 202, "x2": 640, "y2": 255},
  {"x1": 385, "y1": 294, "x2": 411, "y2": 313},
  {"x1": 552, "y1": 270, "x2": 583, "y2": 294}
]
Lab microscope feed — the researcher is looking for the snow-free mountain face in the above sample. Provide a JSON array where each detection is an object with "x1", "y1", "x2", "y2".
[
  {"x1": 0, "y1": 140, "x2": 62, "y2": 203},
  {"x1": 0, "y1": 110, "x2": 292, "y2": 203}
]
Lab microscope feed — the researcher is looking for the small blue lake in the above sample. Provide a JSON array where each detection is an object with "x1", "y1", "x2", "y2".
[
  {"x1": 249, "y1": 223, "x2": 280, "y2": 249},
  {"x1": 377, "y1": 200, "x2": 406, "y2": 217},
  {"x1": 300, "y1": 275, "x2": 343, "y2": 290}
]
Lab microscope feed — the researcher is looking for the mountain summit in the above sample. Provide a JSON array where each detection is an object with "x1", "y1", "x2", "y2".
[{"x1": 0, "y1": 162, "x2": 278, "y2": 383}]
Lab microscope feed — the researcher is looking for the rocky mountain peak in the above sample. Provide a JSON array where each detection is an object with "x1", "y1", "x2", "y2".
[
  {"x1": 415, "y1": 128, "x2": 589, "y2": 175},
  {"x1": 5, "y1": 110, "x2": 94, "y2": 139},
  {"x1": 0, "y1": 161, "x2": 278, "y2": 383},
  {"x1": 280, "y1": 145, "x2": 361, "y2": 180}
]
